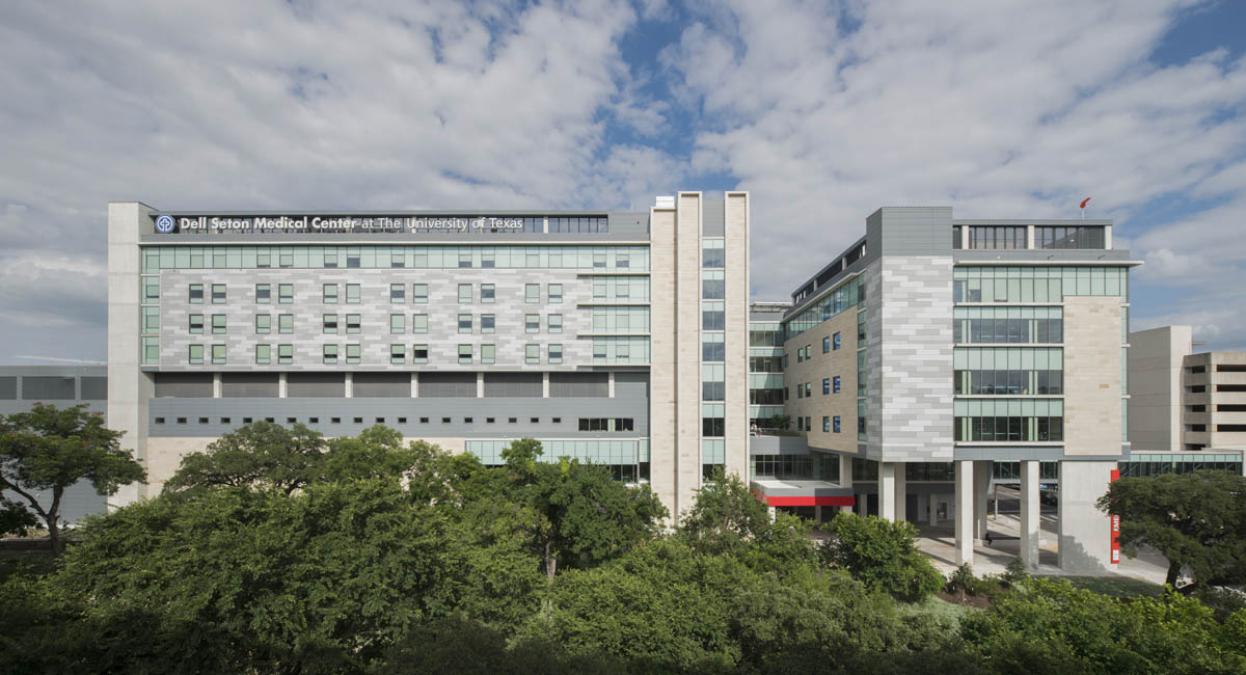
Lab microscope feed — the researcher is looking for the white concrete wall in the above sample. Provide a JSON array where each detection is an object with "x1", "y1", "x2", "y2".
[
  {"x1": 1128, "y1": 325, "x2": 1191, "y2": 452},
  {"x1": 1058, "y1": 460, "x2": 1116, "y2": 573}
]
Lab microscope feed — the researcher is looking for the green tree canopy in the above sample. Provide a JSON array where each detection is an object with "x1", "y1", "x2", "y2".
[
  {"x1": 822, "y1": 512, "x2": 944, "y2": 603},
  {"x1": 0, "y1": 403, "x2": 144, "y2": 552},
  {"x1": 163, "y1": 421, "x2": 326, "y2": 494},
  {"x1": 1097, "y1": 470, "x2": 1246, "y2": 586}
]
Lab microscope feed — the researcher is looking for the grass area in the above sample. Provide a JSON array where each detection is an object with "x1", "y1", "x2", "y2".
[
  {"x1": 899, "y1": 595, "x2": 977, "y2": 624},
  {"x1": 1062, "y1": 575, "x2": 1165, "y2": 598}
]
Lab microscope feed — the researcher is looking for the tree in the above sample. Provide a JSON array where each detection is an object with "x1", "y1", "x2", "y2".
[
  {"x1": 0, "y1": 403, "x2": 145, "y2": 553},
  {"x1": 500, "y1": 439, "x2": 666, "y2": 579},
  {"x1": 163, "y1": 421, "x2": 326, "y2": 494},
  {"x1": 1097, "y1": 470, "x2": 1246, "y2": 586},
  {"x1": 822, "y1": 512, "x2": 944, "y2": 603},
  {"x1": 678, "y1": 470, "x2": 773, "y2": 554}
]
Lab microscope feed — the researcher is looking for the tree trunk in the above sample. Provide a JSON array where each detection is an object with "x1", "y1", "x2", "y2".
[
  {"x1": 47, "y1": 488, "x2": 63, "y2": 554},
  {"x1": 544, "y1": 540, "x2": 557, "y2": 581},
  {"x1": 1166, "y1": 560, "x2": 1182, "y2": 587}
]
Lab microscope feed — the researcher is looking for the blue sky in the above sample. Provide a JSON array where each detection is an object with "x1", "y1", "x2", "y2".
[{"x1": 1, "y1": 0, "x2": 1245, "y2": 362}]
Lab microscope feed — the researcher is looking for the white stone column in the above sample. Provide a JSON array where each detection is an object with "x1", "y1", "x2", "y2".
[
  {"x1": 476, "y1": 372, "x2": 484, "y2": 398},
  {"x1": 213, "y1": 373, "x2": 223, "y2": 399},
  {"x1": 344, "y1": 372, "x2": 353, "y2": 398},
  {"x1": 542, "y1": 372, "x2": 550, "y2": 398},
  {"x1": 894, "y1": 464, "x2": 907, "y2": 522},
  {"x1": 955, "y1": 460, "x2": 974, "y2": 566},
  {"x1": 1020, "y1": 460, "x2": 1041, "y2": 570},
  {"x1": 276, "y1": 373, "x2": 286, "y2": 399},
  {"x1": 608, "y1": 371, "x2": 616, "y2": 398},
  {"x1": 973, "y1": 460, "x2": 992, "y2": 540},
  {"x1": 879, "y1": 462, "x2": 896, "y2": 521},
  {"x1": 838, "y1": 455, "x2": 854, "y2": 512},
  {"x1": 928, "y1": 492, "x2": 939, "y2": 526},
  {"x1": 1058, "y1": 461, "x2": 1117, "y2": 573},
  {"x1": 409, "y1": 373, "x2": 417, "y2": 398}
]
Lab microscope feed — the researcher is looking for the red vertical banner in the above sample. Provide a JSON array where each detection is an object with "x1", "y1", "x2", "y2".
[{"x1": 1109, "y1": 468, "x2": 1121, "y2": 565}]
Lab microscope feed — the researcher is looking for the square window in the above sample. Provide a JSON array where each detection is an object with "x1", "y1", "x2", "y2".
[
  {"x1": 419, "y1": 417, "x2": 429, "y2": 424},
  {"x1": 548, "y1": 283, "x2": 563, "y2": 303},
  {"x1": 188, "y1": 344, "x2": 204, "y2": 365},
  {"x1": 390, "y1": 313, "x2": 405, "y2": 334},
  {"x1": 256, "y1": 284, "x2": 271, "y2": 303},
  {"x1": 525, "y1": 313, "x2": 539, "y2": 333},
  {"x1": 508, "y1": 417, "x2": 517, "y2": 424},
  {"x1": 322, "y1": 344, "x2": 339, "y2": 364},
  {"x1": 309, "y1": 417, "x2": 319, "y2": 424},
  {"x1": 346, "y1": 344, "x2": 361, "y2": 364},
  {"x1": 547, "y1": 314, "x2": 563, "y2": 333},
  {"x1": 412, "y1": 313, "x2": 428, "y2": 334},
  {"x1": 553, "y1": 417, "x2": 562, "y2": 424},
  {"x1": 458, "y1": 313, "x2": 473, "y2": 334},
  {"x1": 189, "y1": 284, "x2": 204, "y2": 304},
  {"x1": 464, "y1": 417, "x2": 473, "y2": 424},
  {"x1": 279, "y1": 314, "x2": 293, "y2": 334},
  {"x1": 397, "y1": 417, "x2": 407, "y2": 424},
  {"x1": 525, "y1": 344, "x2": 540, "y2": 364},
  {"x1": 458, "y1": 284, "x2": 473, "y2": 304},
  {"x1": 458, "y1": 251, "x2": 472, "y2": 268},
  {"x1": 278, "y1": 344, "x2": 293, "y2": 365},
  {"x1": 413, "y1": 283, "x2": 428, "y2": 303},
  {"x1": 189, "y1": 314, "x2": 204, "y2": 334},
  {"x1": 481, "y1": 252, "x2": 495, "y2": 268},
  {"x1": 458, "y1": 344, "x2": 473, "y2": 365},
  {"x1": 481, "y1": 284, "x2": 495, "y2": 303},
  {"x1": 548, "y1": 344, "x2": 563, "y2": 364},
  {"x1": 255, "y1": 344, "x2": 271, "y2": 365},
  {"x1": 390, "y1": 344, "x2": 405, "y2": 365},
  {"x1": 323, "y1": 284, "x2": 339, "y2": 304},
  {"x1": 346, "y1": 284, "x2": 361, "y2": 304},
  {"x1": 277, "y1": 284, "x2": 292, "y2": 304},
  {"x1": 354, "y1": 417, "x2": 363, "y2": 424},
  {"x1": 331, "y1": 417, "x2": 341, "y2": 424},
  {"x1": 413, "y1": 344, "x2": 429, "y2": 363},
  {"x1": 486, "y1": 417, "x2": 495, "y2": 424},
  {"x1": 530, "y1": 417, "x2": 539, "y2": 424},
  {"x1": 525, "y1": 283, "x2": 540, "y2": 304},
  {"x1": 481, "y1": 344, "x2": 496, "y2": 365},
  {"x1": 211, "y1": 284, "x2": 227, "y2": 303},
  {"x1": 255, "y1": 314, "x2": 271, "y2": 334},
  {"x1": 323, "y1": 314, "x2": 339, "y2": 334},
  {"x1": 442, "y1": 417, "x2": 451, "y2": 424},
  {"x1": 211, "y1": 314, "x2": 226, "y2": 334},
  {"x1": 390, "y1": 283, "x2": 405, "y2": 303},
  {"x1": 481, "y1": 314, "x2": 495, "y2": 333},
  {"x1": 346, "y1": 314, "x2": 361, "y2": 334},
  {"x1": 211, "y1": 344, "x2": 226, "y2": 365}
]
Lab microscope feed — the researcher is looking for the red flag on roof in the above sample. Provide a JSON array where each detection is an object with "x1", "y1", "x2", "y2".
[{"x1": 1079, "y1": 197, "x2": 1092, "y2": 209}]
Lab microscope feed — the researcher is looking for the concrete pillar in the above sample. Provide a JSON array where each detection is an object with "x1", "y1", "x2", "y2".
[
  {"x1": 213, "y1": 373, "x2": 223, "y2": 399},
  {"x1": 894, "y1": 464, "x2": 907, "y2": 522},
  {"x1": 276, "y1": 373, "x2": 286, "y2": 399},
  {"x1": 608, "y1": 371, "x2": 616, "y2": 398},
  {"x1": 344, "y1": 372, "x2": 353, "y2": 398},
  {"x1": 879, "y1": 462, "x2": 896, "y2": 521},
  {"x1": 857, "y1": 492, "x2": 868, "y2": 516},
  {"x1": 409, "y1": 373, "x2": 417, "y2": 398},
  {"x1": 1058, "y1": 461, "x2": 1116, "y2": 573},
  {"x1": 1020, "y1": 460, "x2": 1041, "y2": 570},
  {"x1": 542, "y1": 372, "x2": 550, "y2": 398},
  {"x1": 928, "y1": 492, "x2": 939, "y2": 526},
  {"x1": 954, "y1": 460, "x2": 974, "y2": 566},
  {"x1": 814, "y1": 505, "x2": 823, "y2": 524},
  {"x1": 838, "y1": 455, "x2": 854, "y2": 512},
  {"x1": 476, "y1": 372, "x2": 484, "y2": 398},
  {"x1": 973, "y1": 460, "x2": 992, "y2": 540}
]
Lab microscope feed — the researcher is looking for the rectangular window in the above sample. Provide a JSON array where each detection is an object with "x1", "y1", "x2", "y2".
[
  {"x1": 822, "y1": 378, "x2": 830, "y2": 395},
  {"x1": 833, "y1": 332, "x2": 842, "y2": 350},
  {"x1": 211, "y1": 314, "x2": 226, "y2": 335},
  {"x1": 458, "y1": 251, "x2": 472, "y2": 268},
  {"x1": 822, "y1": 336, "x2": 831, "y2": 353},
  {"x1": 526, "y1": 313, "x2": 540, "y2": 333},
  {"x1": 702, "y1": 278, "x2": 725, "y2": 299},
  {"x1": 322, "y1": 284, "x2": 339, "y2": 304},
  {"x1": 278, "y1": 314, "x2": 293, "y2": 334},
  {"x1": 323, "y1": 314, "x2": 339, "y2": 334},
  {"x1": 189, "y1": 314, "x2": 204, "y2": 334},
  {"x1": 390, "y1": 251, "x2": 405, "y2": 268},
  {"x1": 549, "y1": 283, "x2": 563, "y2": 303},
  {"x1": 346, "y1": 284, "x2": 361, "y2": 304},
  {"x1": 412, "y1": 313, "x2": 428, "y2": 334},
  {"x1": 413, "y1": 283, "x2": 428, "y2": 303},
  {"x1": 525, "y1": 344, "x2": 540, "y2": 364},
  {"x1": 211, "y1": 284, "x2": 227, "y2": 303},
  {"x1": 833, "y1": 375, "x2": 842, "y2": 393},
  {"x1": 458, "y1": 283, "x2": 473, "y2": 304},
  {"x1": 458, "y1": 344, "x2": 473, "y2": 365},
  {"x1": 481, "y1": 251, "x2": 495, "y2": 268},
  {"x1": 390, "y1": 313, "x2": 405, "y2": 334},
  {"x1": 278, "y1": 344, "x2": 293, "y2": 364},
  {"x1": 255, "y1": 314, "x2": 271, "y2": 334},
  {"x1": 822, "y1": 416, "x2": 830, "y2": 433},
  {"x1": 189, "y1": 283, "x2": 204, "y2": 304},
  {"x1": 276, "y1": 284, "x2": 292, "y2": 304},
  {"x1": 458, "y1": 313, "x2": 473, "y2": 334},
  {"x1": 616, "y1": 282, "x2": 629, "y2": 299},
  {"x1": 143, "y1": 278, "x2": 160, "y2": 302},
  {"x1": 390, "y1": 283, "x2": 405, "y2": 303},
  {"x1": 481, "y1": 314, "x2": 495, "y2": 333},
  {"x1": 345, "y1": 344, "x2": 360, "y2": 364},
  {"x1": 322, "y1": 344, "x2": 339, "y2": 364},
  {"x1": 481, "y1": 344, "x2": 496, "y2": 365},
  {"x1": 413, "y1": 344, "x2": 429, "y2": 364},
  {"x1": 346, "y1": 314, "x2": 361, "y2": 334},
  {"x1": 548, "y1": 314, "x2": 563, "y2": 333},
  {"x1": 525, "y1": 283, "x2": 540, "y2": 304},
  {"x1": 211, "y1": 344, "x2": 226, "y2": 365},
  {"x1": 255, "y1": 344, "x2": 271, "y2": 365},
  {"x1": 188, "y1": 344, "x2": 204, "y2": 365},
  {"x1": 833, "y1": 416, "x2": 842, "y2": 433},
  {"x1": 279, "y1": 250, "x2": 293, "y2": 267},
  {"x1": 549, "y1": 344, "x2": 563, "y2": 364},
  {"x1": 255, "y1": 284, "x2": 271, "y2": 303},
  {"x1": 481, "y1": 284, "x2": 495, "y2": 303},
  {"x1": 390, "y1": 344, "x2": 405, "y2": 365}
]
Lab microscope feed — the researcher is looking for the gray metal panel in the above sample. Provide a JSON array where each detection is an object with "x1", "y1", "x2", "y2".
[
  {"x1": 287, "y1": 373, "x2": 346, "y2": 397},
  {"x1": 614, "y1": 372, "x2": 648, "y2": 398},
  {"x1": 420, "y1": 372, "x2": 477, "y2": 397},
  {"x1": 702, "y1": 192, "x2": 725, "y2": 236},
  {"x1": 748, "y1": 435, "x2": 811, "y2": 455},
  {"x1": 221, "y1": 373, "x2": 279, "y2": 397},
  {"x1": 20, "y1": 376, "x2": 76, "y2": 400},
  {"x1": 483, "y1": 373, "x2": 542, "y2": 397},
  {"x1": 80, "y1": 376, "x2": 108, "y2": 400},
  {"x1": 353, "y1": 372, "x2": 410, "y2": 397},
  {"x1": 0, "y1": 377, "x2": 15, "y2": 399},
  {"x1": 867, "y1": 206, "x2": 954, "y2": 257},
  {"x1": 154, "y1": 373, "x2": 214, "y2": 398},
  {"x1": 148, "y1": 393, "x2": 650, "y2": 438},
  {"x1": 550, "y1": 372, "x2": 609, "y2": 397}
]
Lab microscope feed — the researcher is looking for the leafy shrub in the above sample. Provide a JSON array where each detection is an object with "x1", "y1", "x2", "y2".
[{"x1": 822, "y1": 512, "x2": 944, "y2": 603}]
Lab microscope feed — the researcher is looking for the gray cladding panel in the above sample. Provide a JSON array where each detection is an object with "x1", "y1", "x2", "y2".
[
  {"x1": 154, "y1": 373, "x2": 213, "y2": 398},
  {"x1": 21, "y1": 377, "x2": 76, "y2": 400},
  {"x1": 80, "y1": 377, "x2": 108, "y2": 400},
  {"x1": 0, "y1": 377, "x2": 15, "y2": 400},
  {"x1": 287, "y1": 373, "x2": 346, "y2": 397},
  {"x1": 866, "y1": 207, "x2": 954, "y2": 258}
]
